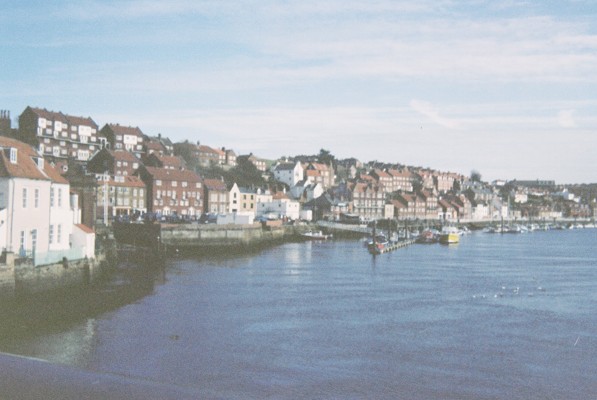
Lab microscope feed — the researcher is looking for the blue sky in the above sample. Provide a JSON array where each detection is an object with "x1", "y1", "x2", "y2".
[{"x1": 2, "y1": 0, "x2": 597, "y2": 183}]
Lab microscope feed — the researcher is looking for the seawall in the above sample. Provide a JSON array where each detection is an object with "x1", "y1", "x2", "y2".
[
  {"x1": 0, "y1": 243, "x2": 115, "y2": 300},
  {"x1": 113, "y1": 222, "x2": 321, "y2": 256}
]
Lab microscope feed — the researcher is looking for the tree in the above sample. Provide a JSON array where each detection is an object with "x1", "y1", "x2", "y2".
[
  {"x1": 470, "y1": 170, "x2": 482, "y2": 183},
  {"x1": 317, "y1": 148, "x2": 335, "y2": 167}
]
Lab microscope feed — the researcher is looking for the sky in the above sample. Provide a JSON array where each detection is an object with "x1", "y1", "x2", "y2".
[{"x1": 2, "y1": 0, "x2": 597, "y2": 184}]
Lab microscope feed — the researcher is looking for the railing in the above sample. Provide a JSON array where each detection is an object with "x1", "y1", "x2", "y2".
[{"x1": 32, "y1": 247, "x2": 87, "y2": 267}]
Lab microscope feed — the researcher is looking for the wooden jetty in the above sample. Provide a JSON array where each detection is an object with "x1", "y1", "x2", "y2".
[{"x1": 369, "y1": 239, "x2": 416, "y2": 255}]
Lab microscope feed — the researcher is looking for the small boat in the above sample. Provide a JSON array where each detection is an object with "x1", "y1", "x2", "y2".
[
  {"x1": 367, "y1": 234, "x2": 389, "y2": 254},
  {"x1": 416, "y1": 229, "x2": 439, "y2": 244},
  {"x1": 301, "y1": 230, "x2": 333, "y2": 240},
  {"x1": 439, "y1": 226, "x2": 460, "y2": 244}
]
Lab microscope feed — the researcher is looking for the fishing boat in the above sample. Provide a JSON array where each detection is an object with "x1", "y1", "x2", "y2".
[
  {"x1": 367, "y1": 234, "x2": 389, "y2": 254},
  {"x1": 300, "y1": 230, "x2": 333, "y2": 240},
  {"x1": 416, "y1": 229, "x2": 439, "y2": 244},
  {"x1": 439, "y1": 226, "x2": 460, "y2": 244}
]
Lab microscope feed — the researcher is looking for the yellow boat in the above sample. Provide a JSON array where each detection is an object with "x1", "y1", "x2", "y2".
[{"x1": 439, "y1": 226, "x2": 460, "y2": 244}]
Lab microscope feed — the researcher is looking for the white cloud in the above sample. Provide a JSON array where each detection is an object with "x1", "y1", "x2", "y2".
[
  {"x1": 557, "y1": 110, "x2": 577, "y2": 128},
  {"x1": 409, "y1": 100, "x2": 461, "y2": 129}
]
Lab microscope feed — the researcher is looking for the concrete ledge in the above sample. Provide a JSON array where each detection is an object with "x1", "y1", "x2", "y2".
[{"x1": 0, "y1": 352, "x2": 201, "y2": 400}]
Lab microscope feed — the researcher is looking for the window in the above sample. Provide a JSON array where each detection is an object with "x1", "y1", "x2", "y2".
[
  {"x1": 156, "y1": 180, "x2": 162, "y2": 186},
  {"x1": 182, "y1": 181, "x2": 188, "y2": 188},
  {"x1": 50, "y1": 188, "x2": 54, "y2": 207},
  {"x1": 49, "y1": 225, "x2": 54, "y2": 244},
  {"x1": 20, "y1": 231, "x2": 25, "y2": 251},
  {"x1": 58, "y1": 188, "x2": 62, "y2": 207},
  {"x1": 172, "y1": 181, "x2": 177, "y2": 187},
  {"x1": 10, "y1": 148, "x2": 17, "y2": 163},
  {"x1": 35, "y1": 189, "x2": 39, "y2": 208},
  {"x1": 31, "y1": 229, "x2": 37, "y2": 251},
  {"x1": 57, "y1": 225, "x2": 62, "y2": 244},
  {"x1": 22, "y1": 188, "x2": 27, "y2": 208}
]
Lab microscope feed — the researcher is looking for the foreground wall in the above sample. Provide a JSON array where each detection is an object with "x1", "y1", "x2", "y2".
[{"x1": 0, "y1": 250, "x2": 109, "y2": 299}]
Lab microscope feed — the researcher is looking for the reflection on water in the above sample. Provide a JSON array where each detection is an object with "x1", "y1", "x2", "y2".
[
  {"x1": 0, "y1": 231, "x2": 595, "y2": 399},
  {"x1": 0, "y1": 259, "x2": 164, "y2": 368}
]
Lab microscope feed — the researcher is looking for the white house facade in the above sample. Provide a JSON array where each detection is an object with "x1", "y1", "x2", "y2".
[
  {"x1": 273, "y1": 162, "x2": 303, "y2": 188},
  {"x1": 0, "y1": 137, "x2": 94, "y2": 265}
]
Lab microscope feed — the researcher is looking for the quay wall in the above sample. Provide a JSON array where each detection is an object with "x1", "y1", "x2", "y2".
[
  {"x1": 0, "y1": 253, "x2": 15, "y2": 300},
  {"x1": 14, "y1": 258, "x2": 93, "y2": 296},
  {"x1": 113, "y1": 222, "x2": 321, "y2": 254},
  {"x1": 159, "y1": 223, "x2": 293, "y2": 252},
  {"x1": 0, "y1": 248, "x2": 112, "y2": 299}
]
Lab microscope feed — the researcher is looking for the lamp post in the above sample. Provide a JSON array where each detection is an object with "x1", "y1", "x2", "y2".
[{"x1": 103, "y1": 172, "x2": 109, "y2": 226}]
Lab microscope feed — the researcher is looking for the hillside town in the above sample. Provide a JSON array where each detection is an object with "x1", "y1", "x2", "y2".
[{"x1": 0, "y1": 106, "x2": 596, "y2": 265}]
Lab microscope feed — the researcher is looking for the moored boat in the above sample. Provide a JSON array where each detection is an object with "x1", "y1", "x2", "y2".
[
  {"x1": 439, "y1": 226, "x2": 460, "y2": 244},
  {"x1": 367, "y1": 234, "x2": 389, "y2": 254},
  {"x1": 416, "y1": 229, "x2": 439, "y2": 244},
  {"x1": 301, "y1": 231, "x2": 333, "y2": 240}
]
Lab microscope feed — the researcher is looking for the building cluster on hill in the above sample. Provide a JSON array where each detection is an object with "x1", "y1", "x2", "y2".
[{"x1": 0, "y1": 106, "x2": 595, "y2": 263}]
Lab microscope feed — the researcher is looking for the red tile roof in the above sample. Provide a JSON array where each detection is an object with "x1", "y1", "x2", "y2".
[
  {"x1": 143, "y1": 166, "x2": 201, "y2": 183},
  {"x1": 110, "y1": 150, "x2": 140, "y2": 163},
  {"x1": 0, "y1": 137, "x2": 68, "y2": 184},
  {"x1": 157, "y1": 155, "x2": 185, "y2": 169},
  {"x1": 372, "y1": 169, "x2": 391, "y2": 178},
  {"x1": 106, "y1": 124, "x2": 144, "y2": 137},
  {"x1": 203, "y1": 178, "x2": 228, "y2": 191},
  {"x1": 29, "y1": 107, "x2": 98, "y2": 128},
  {"x1": 75, "y1": 224, "x2": 95, "y2": 234}
]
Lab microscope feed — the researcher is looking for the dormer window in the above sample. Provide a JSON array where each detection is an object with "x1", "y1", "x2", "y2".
[
  {"x1": 10, "y1": 148, "x2": 17, "y2": 164},
  {"x1": 36, "y1": 157, "x2": 44, "y2": 169}
]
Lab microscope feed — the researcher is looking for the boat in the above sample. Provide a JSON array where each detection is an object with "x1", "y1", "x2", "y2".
[
  {"x1": 439, "y1": 226, "x2": 460, "y2": 244},
  {"x1": 416, "y1": 229, "x2": 439, "y2": 244},
  {"x1": 367, "y1": 234, "x2": 389, "y2": 254},
  {"x1": 300, "y1": 230, "x2": 333, "y2": 240}
]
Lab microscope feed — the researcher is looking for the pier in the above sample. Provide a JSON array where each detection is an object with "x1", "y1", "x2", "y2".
[{"x1": 369, "y1": 239, "x2": 416, "y2": 255}]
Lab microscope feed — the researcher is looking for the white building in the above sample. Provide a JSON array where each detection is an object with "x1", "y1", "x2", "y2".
[
  {"x1": 273, "y1": 161, "x2": 303, "y2": 188},
  {"x1": 0, "y1": 137, "x2": 95, "y2": 265},
  {"x1": 257, "y1": 191, "x2": 300, "y2": 220}
]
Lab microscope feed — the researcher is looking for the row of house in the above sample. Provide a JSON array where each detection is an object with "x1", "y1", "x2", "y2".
[{"x1": 0, "y1": 137, "x2": 95, "y2": 266}]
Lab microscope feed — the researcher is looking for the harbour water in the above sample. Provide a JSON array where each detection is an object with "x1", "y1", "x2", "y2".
[{"x1": 0, "y1": 228, "x2": 596, "y2": 399}]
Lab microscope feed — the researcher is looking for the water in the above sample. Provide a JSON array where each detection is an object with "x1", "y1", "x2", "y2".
[{"x1": 1, "y1": 229, "x2": 596, "y2": 399}]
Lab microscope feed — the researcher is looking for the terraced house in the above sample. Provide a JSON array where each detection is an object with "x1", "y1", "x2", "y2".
[
  {"x1": 137, "y1": 166, "x2": 203, "y2": 217},
  {"x1": 203, "y1": 179, "x2": 229, "y2": 214},
  {"x1": 99, "y1": 124, "x2": 144, "y2": 157},
  {"x1": 18, "y1": 106, "x2": 101, "y2": 164},
  {"x1": 96, "y1": 175, "x2": 146, "y2": 221},
  {"x1": 87, "y1": 149, "x2": 141, "y2": 177},
  {"x1": 348, "y1": 182, "x2": 386, "y2": 220},
  {"x1": 0, "y1": 137, "x2": 95, "y2": 265}
]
